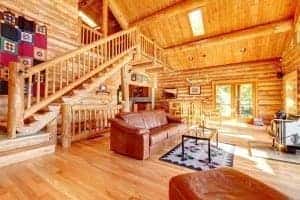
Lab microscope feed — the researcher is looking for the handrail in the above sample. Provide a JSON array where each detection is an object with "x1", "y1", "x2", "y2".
[{"x1": 61, "y1": 103, "x2": 121, "y2": 148}]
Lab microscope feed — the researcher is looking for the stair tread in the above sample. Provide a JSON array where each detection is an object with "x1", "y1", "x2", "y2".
[
  {"x1": 0, "y1": 132, "x2": 50, "y2": 153},
  {"x1": 0, "y1": 141, "x2": 53, "y2": 156}
]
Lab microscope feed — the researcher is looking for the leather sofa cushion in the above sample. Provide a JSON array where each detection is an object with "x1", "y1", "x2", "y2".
[
  {"x1": 118, "y1": 113, "x2": 146, "y2": 129},
  {"x1": 169, "y1": 167, "x2": 288, "y2": 200},
  {"x1": 142, "y1": 111, "x2": 158, "y2": 129},
  {"x1": 163, "y1": 123, "x2": 185, "y2": 138},
  {"x1": 154, "y1": 110, "x2": 168, "y2": 127},
  {"x1": 149, "y1": 126, "x2": 168, "y2": 145}
]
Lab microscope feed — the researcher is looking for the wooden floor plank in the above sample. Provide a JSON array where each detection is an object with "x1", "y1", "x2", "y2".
[{"x1": 0, "y1": 127, "x2": 299, "y2": 200}]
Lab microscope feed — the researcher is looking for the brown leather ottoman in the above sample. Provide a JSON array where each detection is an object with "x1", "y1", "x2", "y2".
[{"x1": 169, "y1": 167, "x2": 288, "y2": 200}]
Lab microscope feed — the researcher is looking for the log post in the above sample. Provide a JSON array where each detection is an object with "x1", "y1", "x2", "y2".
[
  {"x1": 151, "y1": 75, "x2": 157, "y2": 110},
  {"x1": 7, "y1": 62, "x2": 24, "y2": 139},
  {"x1": 61, "y1": 103, "x2": 72, "y2": 148},
  {"x1": 121, "y1": 65, "x2": 130, "y2": 112},
  {"x1": 46, "y1": 118, "x2": 58, "y2": 145},
  {"x1": 102, "y1": 0, "x2": 108, "y2": 37}
]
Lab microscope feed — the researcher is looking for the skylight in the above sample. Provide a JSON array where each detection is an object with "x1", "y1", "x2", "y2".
[
  {"x1": 188, "y1": 9, "x2": 205, "y2": 36},
  {"x1": 79, "y1": 11, "x2": 98, "y2": 28}
]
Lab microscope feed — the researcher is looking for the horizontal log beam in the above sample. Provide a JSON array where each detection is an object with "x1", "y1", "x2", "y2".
[{"x1": 166, "y1": 20, "x2": 293, "y2": 52}]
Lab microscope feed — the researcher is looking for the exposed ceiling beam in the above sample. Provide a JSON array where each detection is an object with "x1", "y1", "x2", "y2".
[
  {"x1": 166, "y1": 20, "x2": 293, "y2": 52},
  {"x1": 108, "y1": 0, "x2": 129, "y2": 29},
  {"x1": 129, "y1": 0, "x2": 208, "y2": 27}
]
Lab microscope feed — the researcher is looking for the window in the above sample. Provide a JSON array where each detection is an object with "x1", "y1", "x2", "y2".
[
  {"x1": 188, "y1": 9, "x2": 205, "y2": 36},
  {"x1": 79, "y1": 11, "x2": 98, "y2": 28}
]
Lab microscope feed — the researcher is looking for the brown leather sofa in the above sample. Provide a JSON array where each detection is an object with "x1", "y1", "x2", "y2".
[
  {"x1": 169, "y1": 167, "x2": 288, "y2": 200},
  {"x1": 110, "y1": 110, "x2": 187, "y2": 160}
]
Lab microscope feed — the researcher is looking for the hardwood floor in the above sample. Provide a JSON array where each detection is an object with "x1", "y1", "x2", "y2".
[{"x1": 0, "y1": 127, "x2": 300, "y2": 200}]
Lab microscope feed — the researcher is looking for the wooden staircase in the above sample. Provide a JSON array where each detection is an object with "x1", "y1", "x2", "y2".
[{"x1": 1, "y1": 26, "x2": 169, "y2": 167}]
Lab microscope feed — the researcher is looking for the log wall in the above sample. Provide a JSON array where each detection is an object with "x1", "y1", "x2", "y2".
[
  {"x1": 282, "y1": 46, "x2": 300, "y2": 114},
  {"x1": 0, "y1": 0, "x2": 80, "y2": 60},
  {"x1": 156, "y1": 61, "x2": 283, "y2": 123}
]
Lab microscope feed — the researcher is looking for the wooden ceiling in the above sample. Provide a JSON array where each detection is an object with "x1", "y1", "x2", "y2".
[
  {"x1": 108, "y1": 0, "x2": 296, "y2": 70},
  {"x1": 79, "y1": 0, "x2": 121, "y2": 34}
]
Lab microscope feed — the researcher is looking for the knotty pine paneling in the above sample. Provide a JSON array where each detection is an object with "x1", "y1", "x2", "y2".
[
  {"x1": 156, "y1": 61, "x2": 283, "y2": 123},
  {"x1": 0, "y1": 0, "x2": 80, "y2": 60}
]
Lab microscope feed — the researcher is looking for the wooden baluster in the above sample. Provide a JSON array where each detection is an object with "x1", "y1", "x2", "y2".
[
  {"x1": 89, "y1": 109, "x2": 92, "y2": 134},
  {"x1": 8, "y1": 63, "x2": 25, "y2": 139},
  {"x1": 87, "y1": 50, "x2": 90, "y2": 72},
  {"x1": 104, "y1": 109, "x2": 108, "y2": 127},
  {"x1": 59, "y1": 62, "x2": 63, "y2": 89},
  {"x1": 45, "y1": 69, "x2": 48, "y2": 99},
  {"x1": 72, "y1": 57, "x2": 75, "y2": 82},
  {"x1": 36, "y1": 72, "x2": 41, "y2": 103},
  {"x1": 78, "y1": 110, "x2": 82, "y2": 135},
  {"x1": 81, "y1": 53, "x2": 85, "y2": 75},
  {"x1": 52, "y1": 65, "x2": 56, "y2": 94},
  {"x1": 72, "y1": 110, "x2": 75, "y2": 136},
  {"x1": 84, "y1": 109, "x2": 87, "y2": 133},
  {"x1": 77, "y1": 55, "x2": 81, "y2": 78},
  {"x1": 66, "y1": 60, "x2": 69, "y2": 85},
  {"x1": 27, "y1": 76, "x2": 32, "y2": 109},
  {"x1": 99, "y1": 110, "x2": 103, "y2": 129}
]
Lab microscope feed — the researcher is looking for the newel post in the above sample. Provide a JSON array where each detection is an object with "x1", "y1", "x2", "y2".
[
  {"x1": 121, "y1": 65, "x2": 130, "y2": 112},
  {"x1": 61, "y1": 103, "x2": 72, "y2": 148},
  {"x1": 7, "y1": 62, "x2": 24, "y2": 139},
  {"x1": 135, "y1": 30, "x2": 142, "y2": 60}
]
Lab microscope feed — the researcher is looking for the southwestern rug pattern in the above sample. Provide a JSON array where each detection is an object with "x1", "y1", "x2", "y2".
[{"x1": 160, "y1": 139, "x2": 235, "y2": 171}]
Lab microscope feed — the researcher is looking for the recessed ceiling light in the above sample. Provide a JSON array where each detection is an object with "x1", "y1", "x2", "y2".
[
  {"x1": 79, "y1": 11, "x2": 98, "y2": 28},
  {"x1": 188, "y1": 9, "x2": 205, "y2": 36}
]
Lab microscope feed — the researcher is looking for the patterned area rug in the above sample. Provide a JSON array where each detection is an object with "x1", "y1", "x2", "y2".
[{"x1": 160, "y1": 139, "x2": 235, "y2": 171}]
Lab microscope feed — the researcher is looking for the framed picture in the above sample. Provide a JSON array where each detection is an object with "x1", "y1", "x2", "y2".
[{"x1": 189, "y1": 86, "x2": 201, "y2": 95}]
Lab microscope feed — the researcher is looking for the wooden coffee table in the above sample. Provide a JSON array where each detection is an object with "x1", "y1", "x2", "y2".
[{"x1": 181, "y1": 126, "x2": 218, "y2": 163}]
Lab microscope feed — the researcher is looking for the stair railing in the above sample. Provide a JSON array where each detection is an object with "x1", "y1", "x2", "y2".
[
  {"x1": 7, "y1": 27, "x2": 169, "y2": 138},
  {"x1": 80, "y1": 23, "x2": 103, "y2": 45},
  {"x1": 61, "y1": 103, "x2": 121, "y2": 148}
]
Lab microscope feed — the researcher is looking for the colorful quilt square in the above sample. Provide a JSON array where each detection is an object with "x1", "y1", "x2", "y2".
[
  {"x1": 34, "y1": 47, "x2": 46, "y2": 61},
  {"x1": 0, "y1": 23, "x2": 20, "y2": 42},
  {"x1": 0, "y1": 52, "x2": 18, "y2": 67},
  {"x1": 18, "y1": 16, "x2": 35, "y2": 33},
  {"x1": 34, "y1": 33, "x2": 47, "y2": 49},
  {"x1": 0, "y1": 37, "x2": 18, "y2": 54},
  {"x1": 2, "y1": 11, "x2": 16, "y2": 26},
  {"x1": 20, "y1": 31, "x2": 34, "y2": 43},
  {"x1": 19, "y1": 42, "x2": 34, "y2": 57},
  {"x1": 36, "y1": 24, "x2": 47, "y2": 35},
  {"x1": 19, "y1": 56, "x2": 33, "y2": 68}
]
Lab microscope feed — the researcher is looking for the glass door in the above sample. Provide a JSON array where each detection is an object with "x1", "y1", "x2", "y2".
[
  {"x1": 215, "y1": 82, "x2": 255, "y2": 122},
  {"x1": 216, "y1": 85, "x2": 233, "y2": 118},
  {"x1": 236, "y1": 83, "x2": 254, "y2": 121}
]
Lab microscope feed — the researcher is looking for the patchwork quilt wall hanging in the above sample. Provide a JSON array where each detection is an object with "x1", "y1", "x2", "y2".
[{"x1": 0, "y1": 10, "x2": 48, "y2": 94}]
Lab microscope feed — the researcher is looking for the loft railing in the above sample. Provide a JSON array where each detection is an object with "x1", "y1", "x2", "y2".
[
  {"x1": 80, "y1": 23, "x2": 103, "y2": 45},
  {"x1": 140, "y1": 33, "x2": 166, "y2": 64},
  {"x1": 7, "y1": 28, "x2": 168, "y2": 138},
  {"x1": 61, "y1": 103, "x2": 121, "y2": 148}
]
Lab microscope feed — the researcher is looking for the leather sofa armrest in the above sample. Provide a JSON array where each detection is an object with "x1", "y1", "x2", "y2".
[
  {"x1": 110, "y1": 118, "x2": 149, "y2": 135},
  {"x1": 167, "y1": 114, "x2": 184, "y2": 123},
  {"x1": 110, "y1": 118, "x2": 150, "y2": 160}
]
